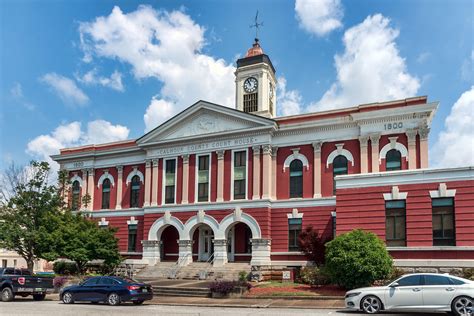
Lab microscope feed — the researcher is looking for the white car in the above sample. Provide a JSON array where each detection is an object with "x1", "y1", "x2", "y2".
[{"x1": 345, "y1": 273, "x2": 473, "y2": 315}]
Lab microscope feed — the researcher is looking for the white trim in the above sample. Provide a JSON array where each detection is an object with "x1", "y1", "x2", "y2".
[
  {"x1": 98, "y1": 218, "x2": 109, "y2": 227},
  {"x1": 70, "y1": 175, "x2": 83, "y2": 187},
  {"x1": 269, "y1": 260, "x2": 309, "y2": 266},
  {"x1": 97, "y1": 171, "x2": 115, "y2": 188},
  {"x1": 182, "y1": 210, "x2": 220, "y2": 240},
  {"x1": 336, "y1": 166, "x2": 474, "y2": 189},
  {"x1": 218, "y1": 207, "x2": 262, "y2": 239},
  {"x1": 162, "y1": 157, "x2": 178, "y2": 205},
  {"x1": 125, "y1": 167, "x2": 144, "y2": 185},
  {"x1": 147, "y1": 211, "x2": 186, "y2": 240},
  {"x1": 393, "y1": 259, "x2": 474, "y2": 268},
  {"x1": 195, "y1": 153, "x2": 211, "y2": 203},
  {"x1": 271, "y1": 251, "x2": 305, "y2": 255},
  {"x1": 230, "y1": 148, "x2": 249, "y2": 201},
  {"x1": 429, "y1": 183, "x2": 456, "y2": 198},
  {"x1": 326, "y1": 144, "x2": 354, "y2": 168},
  {"x1": 379, "y1": 138, "x2": 408, "y2": 163},
  {"x1": 383, "y1": 186, "x2": 408, "y2": 200},
  {"x1": 283, "y1": 148, "x2": 310, "y2": 172},
  {"x1": 388, "y1": 246, "x2": 474, "y2": 251},
  {"x1": 287, "y1": 208, "x2": 303, "y2": 219},
  {"x1": 127, "y1": 216, "x2": 138, "y2": 225}
]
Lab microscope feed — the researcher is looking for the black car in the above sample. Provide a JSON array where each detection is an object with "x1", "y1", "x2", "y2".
[{"x1": 59, "y1": 276, "x2": 153, "y2": 306}]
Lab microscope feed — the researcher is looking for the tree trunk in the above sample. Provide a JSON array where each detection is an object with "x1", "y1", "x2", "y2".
[{"x1": 26, "y1": 259, "x2": 34, "y2": 273}]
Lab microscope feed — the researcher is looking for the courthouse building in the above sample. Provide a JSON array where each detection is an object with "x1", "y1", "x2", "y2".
[{"x1": 52, "y1": 40, "x2": 474, "y2": 270}]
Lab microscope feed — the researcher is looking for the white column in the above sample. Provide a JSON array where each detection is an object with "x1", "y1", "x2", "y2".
[
  {"x1": 271, "y1": 146, "x2": 278, "y2": 200},
  {"x1": 115, "y1": 165, "x2": 123, "y2": 210},
  {"x1": 250, "y1": 238, "x2": 271, "y2": 266},
  {"x1": 216, "y1": 150, "x2": 225, "y2": 202},
  {"x1": 87, "y1": 168, "x2": 95, "y2": 211},
  {"x1": 359, "y1": 136, "x2": 369, "y2": 174},
  {"x1": 151, "y1": 159, "x2": 159, "y2": 206},
  {"x1": 141, "y1": 240, "x2": 161, "y2": 265},
  {"x1": 370, "y1": 134, "x2": 381, "y2": 173},
  {"x1": 252, "y1": 145, "x2": 261, "y2": 200},
  {"x1": 262, "y1": 145, "x2": 272, "y2": 199},
  {"x1": 144, "y1": 159, "x2": 152, "y2": 207},
  {"x1": 212, "y1": 239, "x2": 228, "y2": 267},
  {"x1": 406, "y1": 129, "x2": 418, "y2": 170},
  {"x1": 178, "y1": 240, "x2": 193, "y2": 266},
  {"x1": 419, "y1": 126, "x2": 429, "y2": 168},
  {"x1": 181, "y1": 155, "x2": 189, "y2": 204},
  {"x1": 312, "y1": 142, "x2": 322, "y2": 198},
  {"x1": 81, "y1": 169, "x2": 88, "y2": 210}
]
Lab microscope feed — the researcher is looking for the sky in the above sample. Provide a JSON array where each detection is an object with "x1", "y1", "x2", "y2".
[{"x1": 0, "y1": 0, "x2": 473, "y2": 171}]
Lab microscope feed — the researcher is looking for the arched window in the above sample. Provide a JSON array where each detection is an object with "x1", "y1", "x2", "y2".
[
  {"x1": 333, "y1": 155, "x2": 348, "y2": 194},
  {"x1": 102, "y1": 178, "x2": 111, "y2": 209},
  {"x1": 71, "y1": 180, "x2": 80, "y2": 211},
  {"x1": 130, "y1": 175, "x2": 141, "y2": 208},
  {"x1": 289, "y1": 159, "x2": 303, "y2": 198},
  {"x1": 386, "y1": 149, "x2": 402, "y2": 171}
]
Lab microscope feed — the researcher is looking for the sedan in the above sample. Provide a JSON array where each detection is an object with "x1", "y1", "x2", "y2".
[
  {"x1": 60, "y1": 276, "x2": 153, "y2": 306},
  {"x1": 345, "y1": 273, "x2": 473, "y2": 315}
]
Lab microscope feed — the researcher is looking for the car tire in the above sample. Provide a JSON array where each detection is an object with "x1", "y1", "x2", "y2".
[
  {"x1": 451, "y1": 296, "x2": 473, "y2": 316},
  {"x1": 33, "y1": 294, "x2": 46, "y2": 301},
  {"x1": 361, "y1": 295, "x2": 382, "y2": 314},
  {"x1": 133, "y1": 300, "x2": 144, "y2": 305},
  {"x1": 107, "y1": 293, "x2": 121, "y2": 306},
  {"x1": 1, "y1": 287, "x2": 14, "y2": 302},
  {"x1": 62, "y1": 292, "x2": 74, "y2": 304}
]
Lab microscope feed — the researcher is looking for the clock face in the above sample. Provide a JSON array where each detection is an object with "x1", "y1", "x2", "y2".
[{"x1": 243, "y1": 77, "x2": 258, "y2": 93}]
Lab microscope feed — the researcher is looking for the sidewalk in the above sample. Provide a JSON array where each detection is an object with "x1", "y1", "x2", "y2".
[{"x1": 150, "y1": 296, "x2": 345, "y2": 309}]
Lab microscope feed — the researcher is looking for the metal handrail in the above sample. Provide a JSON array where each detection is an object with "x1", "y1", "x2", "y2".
[
  {"x1": 198, "y1": 252, "x2": 215, "y2": 280},
  {"x1": 168, "y1": 253, "x2": 191, "y2": 279}
]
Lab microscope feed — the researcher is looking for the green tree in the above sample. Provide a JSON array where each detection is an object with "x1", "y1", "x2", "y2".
[
  {"x1": 0, "y1": 161, "x2": 63, "y2": 272},
  {"x1": 325, "y1": 229, "x2": 393, "y2": 289},
  {"x1": 57, "y1": 211, "x2": 122, "y2": 274}
]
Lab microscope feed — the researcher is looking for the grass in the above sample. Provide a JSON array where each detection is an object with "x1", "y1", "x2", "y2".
[
  {"x1": 260, "y1": 291, "x2": 315, "y2": 297},
  {"x1": 254, "y1": 281, "x2": 301, "y2": 288}
]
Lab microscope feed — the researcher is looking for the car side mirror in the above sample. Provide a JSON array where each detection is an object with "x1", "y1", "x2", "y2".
[{"x1": 390, "y1": 282, "x2": 399, "y2": 288}]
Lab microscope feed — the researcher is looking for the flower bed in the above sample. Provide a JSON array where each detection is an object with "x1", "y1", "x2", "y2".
[{"x1": 246, "y1": 281, "x2": 345, "y2": 297}]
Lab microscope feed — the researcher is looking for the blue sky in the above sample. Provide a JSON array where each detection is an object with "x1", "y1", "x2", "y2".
[{"x1": 1, "y1": 0, "x2": 472, "y2": 170}]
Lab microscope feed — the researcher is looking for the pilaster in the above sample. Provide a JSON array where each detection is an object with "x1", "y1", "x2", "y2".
[
  {"x1": 261, "y1": 145, "x2": 272, "y2": 199},
  {"x1": 252, "y1": 145, "x2": 261, "y2": 200},
  {"x1": 178, "y1": 240, "x2": 193, "y2": 266},
  {"x1": 370, "y1": 134, "x2": 381, "y2": 173},
  {"x1": 359, "y1": 135, "x2": 369, "y2": 174},
  {"x1": 271, "y1": 146, "x2": 278, "y2": 199},
  {"x1": 216, "y1": 150, "x2": 225, "y2": 202},
  {"x1": 419, "y1": 126, "x2": 430, "y2": 168},
  {"x1": 86, "y1": 168, "x2": 95, "y2": 211},
  {"x1": 141, "y1": 240, "x2": 161, "y2": 265},
  {"x1": 181, "y1": 155, "x2": 189, "y2": 204},
  {"x1": 250, "y1": 238, "x2": 271, "y2": 266},
  {"x1": 144, "y1": 159, "x2": 152, "y2": 207},
  {"x1": 81, "y1": 169, "x2": 88, "y2": 210},
  {"x1": 115, "y1": 165, "x2": 123, "y2": 210},
  {"x1": 406, "y1": 129, "x2": 418, "y2": 170},
  {"x1": 312, "y1": 142, "x2": 322, "y2": 198},
  {"x1": 212, "y1": 239, "x2": 228, "y2": 267}
]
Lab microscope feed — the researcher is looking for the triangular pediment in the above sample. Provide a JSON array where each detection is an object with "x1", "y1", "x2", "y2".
[{"x1": 137, "y1": 100, "x2": 276, "y2": 145}]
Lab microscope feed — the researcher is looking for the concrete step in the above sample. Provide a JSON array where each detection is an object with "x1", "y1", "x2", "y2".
[{"x1": 152, "y1": 286, "x2": 211, "y2": 298}]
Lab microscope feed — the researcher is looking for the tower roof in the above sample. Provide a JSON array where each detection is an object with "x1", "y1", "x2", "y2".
[{"x1": 245, "y1": 38, "x2": 264, "y2": 57}]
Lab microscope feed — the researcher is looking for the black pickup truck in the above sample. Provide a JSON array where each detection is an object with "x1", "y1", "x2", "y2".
[{"x1": 0, "y1": 267, "x2": 54, "y2": 302}]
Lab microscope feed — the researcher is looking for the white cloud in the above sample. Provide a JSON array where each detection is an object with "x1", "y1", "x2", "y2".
[
  {"x1": 461, "y1": 50, "x2": 473, "y2": 81},
  {"x1": 416, "y1": 52, "x2": 430, "y2": 64},
  {"x1": 143, "y1": 96, "x2": 176, "y2": 132},
  {"x1": 277, "y1": 77, "x2": 302, "y2": 116},
  {"x1": 295, "y1": 0, "x2": 343, "y2": 36},
  {"x1": 308, "y1": 14, "x2": 420, "y2": 111},
  {"x1": 40, "y1": 73, "x2": 89, "y2": 106},
  {"x1": 10, "y1": 82, "x2": 35, "y2": 111},
  {"x1": 431, "y1": 87, "x2": 474, "y2": 168},
  {"x1": 27, "y1": 120, "x2": 129, "y2": 169},
  {"x1": 79, "y1": 5, "x2": 235, "y2": 131},
  {"x1": 77, "y1": 69, "x2": 124, "y2": 91}
]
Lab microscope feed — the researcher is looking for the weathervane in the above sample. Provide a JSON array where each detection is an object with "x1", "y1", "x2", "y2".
[{"x1": 250, "y1": 10, "x2": 263, "y2": 41}]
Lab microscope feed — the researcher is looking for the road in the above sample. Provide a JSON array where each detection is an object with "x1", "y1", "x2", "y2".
[{"x1": 0, "y1": 300, "x2": 449, "y2": 316}]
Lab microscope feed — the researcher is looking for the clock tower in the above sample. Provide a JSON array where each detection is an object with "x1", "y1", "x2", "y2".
[{"x1": 235, "y1": 39, "x2": 277, "y2": 118}]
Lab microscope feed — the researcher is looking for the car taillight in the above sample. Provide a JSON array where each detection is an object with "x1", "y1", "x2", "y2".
[
  {"x1": 127, "y1": 285, "x2": 140, "y2": 291},
  {"x1": 18, "y1": 277, "x2": 25, "y2": 285}
]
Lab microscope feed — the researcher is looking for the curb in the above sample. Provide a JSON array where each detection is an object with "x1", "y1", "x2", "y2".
[
  {"x1": 243, "y1": 295, "x2": 344, "y2": 300},
  {"x1": 149, "y1": 302, "x2": 344, "y2": 309}
]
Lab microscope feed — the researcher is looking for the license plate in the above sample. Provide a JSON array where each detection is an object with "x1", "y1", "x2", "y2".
[
  {"x1": 35, "y1": 288, "x2": 43, "y2": 292},
  {"x1": 142, "y1": 289, "x2": 147, "y2": 293}
]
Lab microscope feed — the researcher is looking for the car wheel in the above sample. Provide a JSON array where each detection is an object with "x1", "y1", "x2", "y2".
[
  {"x1": 133, "y1": 300, "x2": 144, "y2": 305},
  {"x1": 1, "y1": 287, "x2": 14, "y2": 302},
  {"x1": 107, "y1": 293, "x2": 121, "y2": 306},
  {"x1": 452, "y1": 296, "x2": 473, "y2": 316},
  {"x1": 62, "y1": 292, "x2": 74, "y2": 304},
  {"x1": 361, "y1": 295, "x2": 382, "y2": 314},
  {"x1": 33, "y1": 294, "x2": 46, "y2": 301}
]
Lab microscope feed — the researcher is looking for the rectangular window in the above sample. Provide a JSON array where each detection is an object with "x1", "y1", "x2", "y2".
[
  {"x1": 432, "y1": 198, "x2": 455, "y2": 246},
  {"x1": 13, "y1": 260, "x2": 17, "y2": 268},
  {"x1": 128, "y1": 224, "x2": 137, "y2": 252},
  {"x1": 331, "y1": 212, "x2": 336, "y2": 239},
  {"x1": 385, "y1": 200, "x2": 406, "y2": 247},
  {"x1": 288, "y1": 218, "x2": 302, "y2": 251},
  {"x1": 233, "y1": 151, "x2": 247, "y2": 200},
  {"x1": 164, "y1": 159, "x2": 176, "y2": 204},
  {"x1": 1, "y1": 260, "x2": 6, "y2": 268},
  {"x1": 197, "y1": 155, "x2": 210, "y2": 202},
  {"x1": 243, "y1": 93, "x2": 258, "y2": 113}
]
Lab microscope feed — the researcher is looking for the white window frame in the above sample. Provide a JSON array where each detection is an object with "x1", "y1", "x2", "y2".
[
  {"x1": 195, "y1": 153, "x2": 212, "y2": 203},
  {"x1": 231, "y1": 148, "x2": 249, "y2": 201},
  {"x1": 162, "y1": 157, "x2": 178, "y2": 205}
]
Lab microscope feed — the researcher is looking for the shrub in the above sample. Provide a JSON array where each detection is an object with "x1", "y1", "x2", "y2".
[
  {"x1": 238, "y1": 271, "x2": 248, "y2": 282},
  {"x1": 53, "y1": 261, "x2": 78, "y2": 275},
  {"x1": 462, "y1": 268, "x2": 474, "y2": 281},
  {"x1": 298, "y1": 226, "x2": 327, "y2": 266},
  {"x1": 209, "y1": 280, "x2": 252, "y2": 295},
  {"x1": 325, "y1": 229, "x2": 393, "y2": 289},
  {"x1": 300, "y1": 266, "x2": 330, "y2": 286},
  {"x1": 53, "y1": 276, "x2": 68, "y2": 289}
]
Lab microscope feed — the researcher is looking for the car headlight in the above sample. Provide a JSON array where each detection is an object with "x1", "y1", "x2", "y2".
[{"x1": 345, "y1": 292, "x2": 361, "y2": 298}]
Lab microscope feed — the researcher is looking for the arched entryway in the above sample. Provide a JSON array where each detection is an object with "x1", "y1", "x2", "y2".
[
  {"x1": 160, "y1": 225, "x2": 180, "y2": 262},
  {"x1": 226, "y1": 222, "x2": 252, "y2": 262},
  {"x1": 190, "y1": 224, "x2": 215, "y2": 262}
]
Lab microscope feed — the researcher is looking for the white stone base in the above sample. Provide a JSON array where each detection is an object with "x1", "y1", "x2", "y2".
[{"x1": 250, "y1": 238, "x2": 271, "y2": 266}]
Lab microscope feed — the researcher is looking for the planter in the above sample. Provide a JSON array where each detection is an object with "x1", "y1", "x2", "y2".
[{"x1": 211, "y1": 286, "x2": 249, "y2": 298}]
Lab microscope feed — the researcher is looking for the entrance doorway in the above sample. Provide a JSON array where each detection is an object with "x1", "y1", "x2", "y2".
[
  {"x1": 198, "y1": 226, "x2": 214, "y2": 261},
  {"x1": 227, "y1": 222, "x2": 252, "y2": 262}
]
